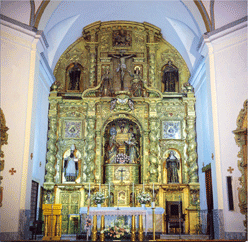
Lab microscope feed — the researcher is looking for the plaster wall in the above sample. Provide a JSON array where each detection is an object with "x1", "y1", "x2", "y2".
[
  {"x1": 0, "y1": 19, "x2": 52, "y2": 239},
  {"x1": 210, "y1": 23, "x2": 247, "y2": 233},
  {"x1": 214, "y1": 0, "x2": 247, "y2": 30},
  {"x1": 194, "y1": 68, "x2": 212, "y2": 211},
  {"x1": 0, "y1": 1, "x2": 31, "y2": 25},
  {"x1": 0, "y1": 22, "x2": 33, "y2": 234},
  {"x1": 197, "y1": 43, "x2": 223, "y2": 212}
]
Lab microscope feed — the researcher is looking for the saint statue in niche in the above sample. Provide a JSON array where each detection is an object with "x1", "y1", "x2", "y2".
[
  {"x1": 106, "y1": 126, "x2": 120, "y2": 163},
  {"x1": 104, "y1": 121, "x2": 140, "y2": 164},
  {"x1": 63, "y1": 145, "x2": 81, "y2": 182},
  {"x1": 162, "y1": 61, "x2": 178, "y2": 92},
  {"x1": 166, "y1": 150, "x2": 180, "y2": 183},
  {"x1": 68, "y1": 63, "x2": 81, "y2": 90},
  {"x1": 128, "y1": 66, "x2": 146, "y2": 97},
  {"x1": 124, "y1": 133, "x2": 139, "y2": 163},
  {"x1": 100, "y1": 68, "x2": 113, "y2": 96}
]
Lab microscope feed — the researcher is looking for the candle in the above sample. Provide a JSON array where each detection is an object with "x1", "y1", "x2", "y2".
[
  {"x1": 99, "y1": 183, "x2": 101, "y2": 191},
  {"x1": 153, "y1": 183, "x2": 154, "y2": 200},
  {"x1": 143, "y1": 182, "x2": 144, "y2": 192},
  {"x1": 132, "y1": 183, "x2": 135, "y2": 207},
  {"x1": 109, "y1": 183, "x2": 110, "y2": 196},
  {"x1": 89, "y1": 183, "x2": 90, "y2": 196}
]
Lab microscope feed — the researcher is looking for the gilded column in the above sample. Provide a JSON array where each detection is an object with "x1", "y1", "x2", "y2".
[
  {"x1": 147, "y1": 43, "x2": 157, "y2": 88},
  {"x1": 149, "y1": 117, "x2": 159, "y2": 182},
  {"x1": 0, "y1": 109, "x2": 9, "y2": 207},
  {"x1": 88, "y1": 42, "x2": 98, "y2": 87},
  {"x1": 233, "y1": 100, "x2": 247, "y2": 232},
  {"x1": 85, "y1": 116, "x2": 96, "y2": 182},
  {"x1": 185, "y1": 85, "x2": 198, "y2": 183},
  {"x1": 146, "y1": 29, "x2": 157, "y2": 88},
  {"x1": 44, "y1": 90, "x2": 59, "y2": 189}
]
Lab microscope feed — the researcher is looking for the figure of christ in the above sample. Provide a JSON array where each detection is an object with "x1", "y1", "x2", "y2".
[{"x1": 110, "y1": 52, "x2": 135, "y2": 90}]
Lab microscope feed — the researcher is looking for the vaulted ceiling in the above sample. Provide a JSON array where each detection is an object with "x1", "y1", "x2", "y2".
[{"x1": 1, "y1": 0, "x2": 247, "y2": 72}]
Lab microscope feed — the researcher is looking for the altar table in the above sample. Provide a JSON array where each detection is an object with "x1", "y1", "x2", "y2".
[{"x1": 79, "y1": 207, "x2": 164, "y2": 241}]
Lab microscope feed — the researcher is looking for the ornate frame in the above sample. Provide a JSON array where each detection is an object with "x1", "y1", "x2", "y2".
[{"x1": 233, "y1": 100, "x2": 247, "y2": 230}]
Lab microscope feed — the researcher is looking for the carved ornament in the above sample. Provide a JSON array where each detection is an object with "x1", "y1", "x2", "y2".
[
  {"x1": 233, "y1": 99, "x2": 247, "y2": 229},
  {"x1": 0, "y1": 109, "x2": 9, "y2": 207}
]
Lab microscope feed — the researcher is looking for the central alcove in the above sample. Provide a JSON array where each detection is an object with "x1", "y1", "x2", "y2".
[{"x1": 103, "y1": 118, "x2": 141, "y2": 184}]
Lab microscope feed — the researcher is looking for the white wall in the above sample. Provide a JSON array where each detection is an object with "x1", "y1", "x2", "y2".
[
  {"x1": 0, "y1": 20, "x2": 33, "y2": 234},
  {"x1": 210, "y1": 21, "x2": 247, "y2": 233},
  {"x1": 0, "y1": 18, "x2": 53, "y2": 240},
  {"x1": 195, "y1": 19, "x2": 247, "y2": 237}
]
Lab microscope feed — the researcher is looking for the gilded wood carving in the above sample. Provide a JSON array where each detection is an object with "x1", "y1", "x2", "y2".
[
  {"x1": 233, "y1": 100, "x2": 247, "y2": 230},
  {"x1": 44, "y1": 21, "x2": 199, "y2": 234},
  {"x1": 0, "y1": 109, "x2": 9, "y2": 207}
]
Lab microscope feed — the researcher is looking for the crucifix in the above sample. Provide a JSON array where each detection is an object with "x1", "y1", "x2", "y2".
[
  {"x1": 119, "y1": 168, "x2": 125, "y2": 184},
  {"x1": 110, "y1": 51, "x2": 135, "y2": 90}
]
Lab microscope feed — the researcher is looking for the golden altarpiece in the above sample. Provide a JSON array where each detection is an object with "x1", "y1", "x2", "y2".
[{"x1": 43, "y1": 21, "x2": 200, "y2": 235}]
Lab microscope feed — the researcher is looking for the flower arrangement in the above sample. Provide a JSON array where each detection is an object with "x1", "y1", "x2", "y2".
[
  {"x1": 104, "y1": 217, "x2": 130, "y2": 240},
  {"x1": 92, "y1": 191, "x2": 107, "y2": 205},
  {"x1": 137, "y1": 191, "x2": 151, "y2": 204}
]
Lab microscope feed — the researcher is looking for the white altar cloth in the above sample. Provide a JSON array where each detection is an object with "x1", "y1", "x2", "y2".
[
  {"x1": 79, "y1": 206, "x2": 164, "y2": 215},
  {"x1": 79, "y1": 207, "x2": 165, "y2": 234}
]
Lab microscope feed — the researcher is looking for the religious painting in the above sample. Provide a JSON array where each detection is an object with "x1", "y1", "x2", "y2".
[
  {"x1": 63, "y1": 120, "x2": 83, "y2": 139},
  {"x1": 112, "y1": 29, "x2": 132, "y2": 47},
  {"x1": 117, "y1": 190, "x2": 128, "y2": 206},
  {"x1": 162, "y1": 121, "x2": 181, "y2": 139}
]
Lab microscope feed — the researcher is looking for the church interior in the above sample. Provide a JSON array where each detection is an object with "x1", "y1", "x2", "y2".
[{"x1": 0, "y1": 1, "x2": 247, "y2": 241}]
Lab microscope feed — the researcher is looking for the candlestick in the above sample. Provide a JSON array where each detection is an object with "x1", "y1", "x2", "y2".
[
  {"x1": 132, "y1": 183, "x2": 134, "y2": 207},
  {"x1": 153, "y1": 183, "x2": 154, "y2": 201},
  {"x1": 108, "y1": 182, "x2": 110, "y2": 207}
]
